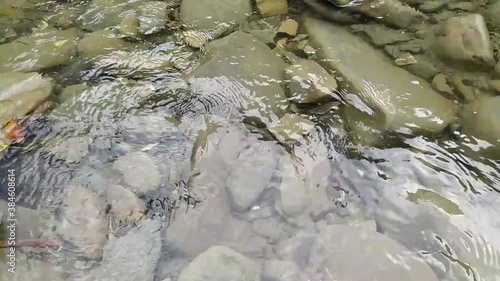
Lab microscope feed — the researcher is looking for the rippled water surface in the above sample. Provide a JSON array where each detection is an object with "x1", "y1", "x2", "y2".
[{"x1": 1, "y1": 0, "x2": 500, "y2": 280}]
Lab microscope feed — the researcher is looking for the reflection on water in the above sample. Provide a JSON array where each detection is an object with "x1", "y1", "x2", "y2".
[{"x1": 1, "y1": 0, "x2": 500, "y2": 280}]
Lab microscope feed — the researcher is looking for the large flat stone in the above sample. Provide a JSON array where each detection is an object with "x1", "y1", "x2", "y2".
[
  {"x1": 188, "y1": 31, "x2": 288, "y2": 125},
  {"x1": 303, "y1": 16, "x2": 457, "y2": 136},
  {"x1": 0, "y1": 28, "x2": 78, "y2": 72},
  {"x1": 180, "y1": 0, "x2": 251, "y2": 30}
]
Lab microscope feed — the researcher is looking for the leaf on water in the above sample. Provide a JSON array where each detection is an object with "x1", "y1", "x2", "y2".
[
  {"x1": 2, "y1": 117, "x2": 25, "y2": 143},
  {"x1": 407, "y1": 189, "x2": 464, "y2": 215},
  {"x1": 54, "y1": 39, "x2": 69, "y2": 47}
]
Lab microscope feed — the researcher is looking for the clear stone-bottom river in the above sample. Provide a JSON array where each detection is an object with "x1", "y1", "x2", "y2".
[{"x1": 1, "y1": 0, "x2": 499, "y2": 280}]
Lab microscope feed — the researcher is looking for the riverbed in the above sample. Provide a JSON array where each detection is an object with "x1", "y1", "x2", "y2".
[{"x1": 0, "y1": 0, "x2": 499, "y2": 280}]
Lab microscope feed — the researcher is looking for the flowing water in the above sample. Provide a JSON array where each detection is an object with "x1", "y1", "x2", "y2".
[{"x1": 1, "y1": 0, "x2": 500, "y2": 281}]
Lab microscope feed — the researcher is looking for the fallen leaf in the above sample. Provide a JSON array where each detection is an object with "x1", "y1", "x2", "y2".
[{"x1": 2, "y1": 118, "x2": 25, "y2": 142}]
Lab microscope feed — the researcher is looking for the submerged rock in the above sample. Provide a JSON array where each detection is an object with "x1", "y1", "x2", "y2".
[
  {"x1": 84, "y1": 220, "x2": 162, "y2": 281},
  {"x1": 460, "y1": 96, "x2": 500, "y2": 158},
  {"x1": 309, "y1": 225, "x2": 440, "y2": 281},
  {"x1": 431, "y1": 73, "x2": 453, "y2": 95},
  {"x1": 432, "y1": 14, "x2": 495, "y2": 68},
  {"x1": 262, "y1": 259, "x2": 301, "y2": 281},
  {"x1": 51, "y1": 136, "x2": 90, "y2": 164},
  {"x1": 106, "y1": 184, "x2": 146, "y2": 225},
  {"x1": 77, "y1": 30, "x2": 135, "y2": 60},
  {"x1": 136, "y1": 1, "x2": 169, "y2": 35},
  {"x1": 483, "y1": 2, "x2": 500, "y2": 30},
  {"x1": 58, "y1": 186, "x2": 109, "y2": 260},
  {"x1": 0, "y1": 28, "x2": 78, "y2": 72},
  {"x1": 226, "y1": 142, "x2": 281, "y2": 212},
  {"x1": 177, "y1": 246, "x2": 260, "y2": 281},
  {"x1": 0, "y1": 199, "x2": 46, "y2": 240},
  {"x1": 285, "y1": 60, "x2": 339, "y2": 104},
  {"x1": 180, "y1": 0, "x2": 251, "y2": 30},
  {"x1": 303, "y1": 16, "x2": 457, "y2": 138},
  {"x1": 0, "y1": 254, "x2": 64, "y2": 281},
  {"x1": 79, "y1": 0, "x2": 128, "y2": 31},
  {"x1": 0, "y1": 72, "x2": 53, "y2": 127},
  {"x1": 269, "y1": 113, "x2": 315, "y2": 143},
  {"x1": 113, "y1": 151, "x2": 161, "y2": 194},
  {"x1": 352, "y1": 24, "x2": 413, "y2": 47},
  {"x1": 188, "y1": 31, "x2": 288, "y2": 125}
]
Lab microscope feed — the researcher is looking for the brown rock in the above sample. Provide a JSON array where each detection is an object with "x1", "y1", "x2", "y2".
[
  {"x1": 489, "y1": 80, "x2": 500, "y2": 94},
  {"x1": 278, "y1": 19, "x2": 299, "y2": 37},
  {"x1": 431, "y1": 74, "x2": 453, "y2": 95},
  {"x1": 256, "y1": 0, "x2": 288, "y2": 17}
]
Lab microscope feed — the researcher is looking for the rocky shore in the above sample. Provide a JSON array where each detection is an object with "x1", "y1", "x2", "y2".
[{"x1": 1, "y1": 0, "x2": 500, "y2": 281}]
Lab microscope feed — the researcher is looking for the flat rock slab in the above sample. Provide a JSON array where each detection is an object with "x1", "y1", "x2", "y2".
[
  {"x1": 181, "y1": 0, "x2": 251, "y2": 30},
  {"x1": 188, "y1": 31, "x2": 288, "y2": 125},
  {"x1": 303, "y1": 16, "x2": 457, "y2": 135},
  {"x1": 0, "y1": 28, "x2": 78, "y2": 72}
]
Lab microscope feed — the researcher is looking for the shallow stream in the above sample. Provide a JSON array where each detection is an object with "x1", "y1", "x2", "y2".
[{"x1": 0, "y1": 0, "x2": 499, "y2": 281}]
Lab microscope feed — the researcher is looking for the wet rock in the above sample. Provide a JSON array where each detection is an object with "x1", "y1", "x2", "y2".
[
  {"x1": 77, "y1": 30, "x2": 134, "y2": 60},
  {"x1": 394, "y1": 52, "x2": 417, "y2": 66},
  {"x1": 180, "y1": 0, "x2": 251, "y2": 30},
  {"x1": 119, "y1": 10, "x2": 139, "y2": 38},
  {"x1": 269, "y1": 113, "x2": 315, "y2": 143},
  {"x1": 0, "y1": 28, "x2": 78, "y2": 72},
  {"x1": 451, "y1": 76, "x2": 477, "y2": 102},
  {"x1": 0, "y1": 72, "x2": 53, "y2": 126},
  {"x1": 252, "y1": 217, "x2": 288, "y2": 243},
  {"x1": 309, "y1": 225, "x2": 440, "y2": 281},
  {"x1": 256, "y1": 0, "x2": 288, "y2": 17},
  {"x1": 278, "y1": 19, "x2": 299, "y2": 37},
  {"x1": 113, "y1": 151, "x2": 161, "y2": 194},
  {"x1": 249, "y1": 29, "x2": 277, "y2": 45},
  {"x1": 490, "y1": 80, "x2": 500, "y2": 94},
  {"x1": 262, "y1": 259, "x2": 300, "y2": 281},
  {"x1": 79, "y1": 0, "x2": 127, "y2": 31},
  {"x1": 59, "y1": 84, "x2": 87, "y2": 103},
  {"x1": 419, "y1": 1, "x2": 445, "y2": 13},
  {"x1": 285, "y1": 60, "x2": 339, "y2": 104},
  {"x1": 431, "y1": 74, "x2": 453, "y2": 95},
  {"x1": 460, "y1": 96, "x2": 500, "y2": 152},
  {"x1": 178, "y1": 246, "x2": 260, "y2": 281},
  {"x1": 352, "y1": 24, "x2": 413, "y2": 46},
  {"x1": 432, "y1": 14, "x2": 495, "y2": 68},
  {"x1": 136, "y1": 1, "x2": 168, "y2": 35},
  {"x1": 49, "y1": 79, "x2": 154, "y2": 128},
  {"x1": 383, "y1": 45, "x2": 401, "y2": 59},
  {"x1": 0, "y1": 254, "x2": 64, "y2": 281},
  {"x1": 397, "y1": 39, "x2": 425, "y2": 54},
  {"x1": 304, "y1": 16, "x2": 457, "y2": 136},
  {"x1": 405, "y1": 60, "x2": 440, "y2": 80},
  {"x1": 447, "y1": 2, "x2": 475, "y2": 12},
  {"x1": 278, "y1": 156, "x2": 309, "y2": 217},
  {"x1": 93, "y1": 49, "x2": 173, "y2": 78},
  {"x1": 166, "y1": 193, "x2": 255, "y2": 256},
  {"x1": 188, "y1": 31, "x2": 288, "y2": 125},
  {"x1": 0, "y1": 200, "x2": 46, "y2": 240},
  {"x1": 483, "y1": 2, "x2": 500, "y2": 30},
  {"x1": 58, "y1": 186, "x2": 109, "y2": 260},
  {"x1": 351, "y1": 0, "x2": 427, "y2": 29},
  {"x1": 106, "y1": 184, "x2": 146, "y2": 225},
  {"x1": 49, "y1": 8, "x2": 78, "y2": 29},
  {"x1": 85, "y1": 220, "x2": 162, "y2": 281},
  {"x1": 226, "y1": 143, "x2": 281, "y2": 212},
  {"x1": 51, "y1": 136, "x2": 90, "y2": 164}
]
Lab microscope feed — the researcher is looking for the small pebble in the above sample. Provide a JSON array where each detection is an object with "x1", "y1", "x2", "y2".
[
  {"x1": 431, "y1": 74, "x2": 453, "y2": 95},
  {"x1": 278, "y1": 19, "x2": 299, "y2": 37},
  {"x1": 395, "y1": 52, "x2": 417, "y2": 66}
]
